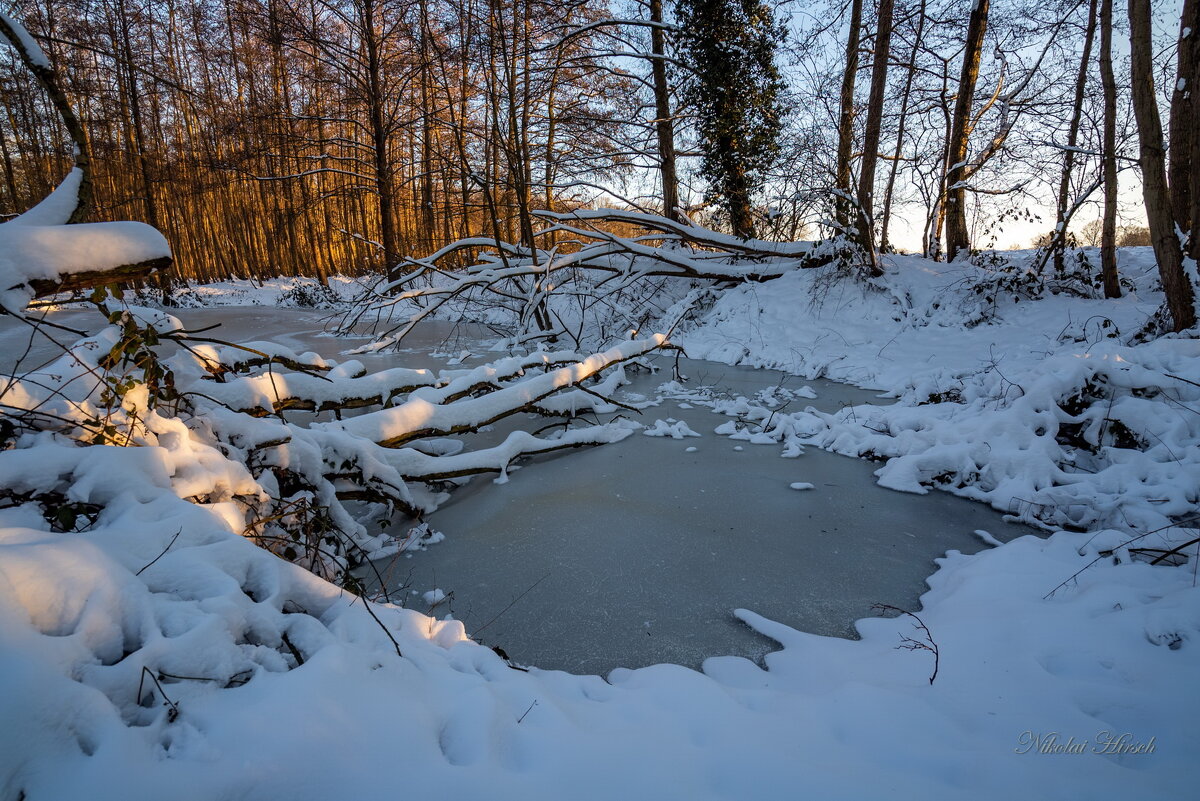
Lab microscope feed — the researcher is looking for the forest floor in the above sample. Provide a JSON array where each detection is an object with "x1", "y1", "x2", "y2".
[{"x1": 1, "y1": 246, "x2": 1197, "y2": 799}]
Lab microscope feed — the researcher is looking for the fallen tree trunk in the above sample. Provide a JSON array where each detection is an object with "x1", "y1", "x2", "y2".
[
  {"x1": 339, "y1": 209, "x2": 851, "y2": 352},
  {"x1": 28, "y1": 256, "x2": 173, "y2": 299}
]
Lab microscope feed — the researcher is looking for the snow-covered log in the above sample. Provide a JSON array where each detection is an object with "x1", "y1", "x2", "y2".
[
  {"x1": 533, "y1": 207, "x2": 837, "y2": 260},
  {"x1": 1, "y1": 298, "x2": 670, "y2": 576},
  {"x1": 0, "y1": 14, "x2": 173, "y2": 313},
  {"x1": 323, "y1": 335, "x2": 667, "y2": 447},
  {"x1": 0, "y1": 175, "x2": 173, "y2": 312}
]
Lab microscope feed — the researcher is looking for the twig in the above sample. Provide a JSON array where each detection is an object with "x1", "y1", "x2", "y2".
[
  {"x1": 1148, "y1": 536, "x2": 1200, "y2": 566},
  {"x1": 1044, "y1": 515, "x2": 1200, "y2": 598},
  {"x1": 349, "y1": 592, "x2": 403, "y2": 659},
  {"x1": 473, "y1": 573, "x2": 550, "y2": 635},
  {"x1": 871, "y1": 604, "x2": 939, "y2": 685},
  {"x1": 280, "y1": 631, "x2": 305, "y2": 666},
  {"x1": 136, "y1": 666, "x2": 180, "y2": 722},
  {"x1": 1165, "y1": 373, "x2": 1200, "y2": 389},
  {"x1": 135, "y1": 528, "x2": 182, "y2": 576}
]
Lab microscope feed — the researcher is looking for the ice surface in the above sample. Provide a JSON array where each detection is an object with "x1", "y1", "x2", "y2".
[{"x1": 385, "y1": 354, "x2": 1037, "y2": 674}]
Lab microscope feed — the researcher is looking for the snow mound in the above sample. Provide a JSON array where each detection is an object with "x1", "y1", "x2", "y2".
[
  {"x1": 1, "y1": 490, "x2": 1197, "y2": 798},
  {"x1": 642, "y1": 418, "x2": 701, "y2": 438},
  {"x1": 681, "y1": 252, "x2": 1200, "y2": 533}
]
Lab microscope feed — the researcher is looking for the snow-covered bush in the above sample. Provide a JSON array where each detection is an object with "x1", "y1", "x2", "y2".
[
  {"x1": 958, "y1": 248, "x2": 1137, "y2": 329},
  {"x1": 276, "y1": 281, "x2": 344, "y2": 309}
]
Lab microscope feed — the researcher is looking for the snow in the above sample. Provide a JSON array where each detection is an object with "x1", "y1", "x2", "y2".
[
  {"x1": 680, "y1": 249, "x2": 1197, "y2": 534},
  {"x1": 323, "y1": 336, "x2": 666, "y2": 446},
  {"x1": 974, "y1": 528, "x2": 1004, "y2": 547},
  {"x1": 8, "y1": 168, "x2": 85, "y2": 226},
  {"x1": 0, "y1": 173, "x2": 171, "y2": 313},
  {"x1": 0, "y1": 10, "x2": 50, "y2": 68},
  {"x1": 1, "y1": 244, "x2": 1198, "y2": 798},
  {"x1": 641, "y1": 418, "x2": 701, "y2": 438},
  {"x1": 1, "y1": 484, "x2": 1195, "y2": 798}
]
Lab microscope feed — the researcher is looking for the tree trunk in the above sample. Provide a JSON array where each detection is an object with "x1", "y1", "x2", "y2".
[
  {"x1": 1178, "y1": 0, "x2": 1200, "y2": 259},
  {"x1": 362, "y1": 0, "x2": 401, "y2": 280},
  {"x1": 855, "y1": 0, "x2": 894, "y2": 275},
  {"x1": 649, "y1": 0, "x2": 680, "y2": 221},
  {"x1": 418, "y1": 0, "x2": 437, "y2": 256},
  {"x1": 1098, "y1": 0, "x2": 1121, "y2": 297},
  {"x1": 880, "y1": 0, "x2": 926, "y2": 252},
  {"x1": 1129, "y1": 0, "x2": 1196, "y2": 330},
  {"x1": 944, "y1": 0, "x2": 989, "y2": 262},
  {"x1": 1168, "y1": 0, "x2": 1198, "y2": 235},
  {"x1": 724, "y1": 154, "x2": 754, "y2": 239},
  {"x1": 1053, "y1": 0, "x2": 1098, "y2": 275},
  {"x1": 835, "y1": 0, "x2": 863, "y2": 230}
]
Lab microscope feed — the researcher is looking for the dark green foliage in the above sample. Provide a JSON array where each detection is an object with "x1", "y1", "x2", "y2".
[{"x1": 673, "y1": 0, "x2": 785, "y2": 237}]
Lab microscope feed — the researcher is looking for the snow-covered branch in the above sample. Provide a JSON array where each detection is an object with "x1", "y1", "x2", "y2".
[{"x1": 0, "y1": 12, "x2": 172, "y2": 313}]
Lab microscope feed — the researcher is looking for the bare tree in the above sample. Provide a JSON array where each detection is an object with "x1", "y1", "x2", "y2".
[
  {"x1": 854, "y1": 0, "x2": 893, "y2": 274},
  {"x1": 1051, "y1": 0, "x2": 1098, "y2": 275},
  {"x1": 834, "y1": 0, "x2": 863, "y2": 230},
  {"x1": 943, "y1": 0, "x2": 989, "y2": 262},
  {"x1": 1097, "y1": 0, "x2": 1120, "y2": 297},
  {"x1": 1128, "y1": 0, "x2": 1196, "y2": 331}
]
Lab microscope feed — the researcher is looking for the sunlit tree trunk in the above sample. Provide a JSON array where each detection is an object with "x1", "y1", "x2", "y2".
[{"x1": 834, "y1": 0, "x2": 863, "y2": 230}]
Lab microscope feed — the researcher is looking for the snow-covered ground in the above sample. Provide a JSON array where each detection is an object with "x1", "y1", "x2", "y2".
[{"x1": 1, "y1": 247, "x2": 1197, "y2": 799}]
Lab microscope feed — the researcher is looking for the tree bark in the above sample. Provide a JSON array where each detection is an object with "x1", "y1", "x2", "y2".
[
  {"x1": 649, "y1": 0, "x2": 680, "y2": 221},
  {"x1": 1129, "y1": 0, "x2": 1196, "y2": 330},
  {"x1": 1098, "y1": 0, "x2": 1121, "y2": 297},
  {"x1": 1168, "y1": 0, "x2": 1198, "y2": 235},
  {"x1": 834, "y1": 0, "x2": 864, "y2": 229},
  {"x1": 855, "y1": 0, "x2": 894, "y2": 275},
  {"x1": 361, "y1": 0, "x2": 401, "y2": 280},
  {"x1": 29, "y1": 257, "x2": 173, "y2": 299},
  {"x1": 944, "y1": 0, "x2": 990, "y2": 262},
  {"x1": 1179, "y1": 0, "x2": 1200, "y2": 259}
]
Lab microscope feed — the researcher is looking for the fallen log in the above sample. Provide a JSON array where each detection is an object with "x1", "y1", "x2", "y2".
[{"x1": 28, "y1": 256, "x2": 173, "y2": 299}]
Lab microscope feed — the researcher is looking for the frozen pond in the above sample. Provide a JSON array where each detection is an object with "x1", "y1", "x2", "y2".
[
  {"x1": 396, "y1": 357, "x2": 1035, "y2": 675},
  {"x1": 1, "y1": 305, "x2": 1037, "y2": 675}
]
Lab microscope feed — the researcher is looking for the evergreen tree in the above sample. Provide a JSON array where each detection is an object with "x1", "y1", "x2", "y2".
[{"x1": 674, "y1": 0, "x2": 785, "y2": 238}]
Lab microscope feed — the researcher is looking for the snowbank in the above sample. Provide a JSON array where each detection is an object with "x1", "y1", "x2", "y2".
[
  {"x1": 0, "y1": 466, "x2": 1195, "y2": 799},
  {"x1": 681, "y1": 250, "x2": 1199, "y2": 533},
  {"x1": 0, "y1": 169, "x2": 171, "y2": 313}
]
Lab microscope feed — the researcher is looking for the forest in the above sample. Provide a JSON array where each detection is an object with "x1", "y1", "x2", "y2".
[
  {"x1": 0, "y1": 0, "x2": 1193, "y2": 310},
  {"x1": 0, "y1": 1, "x2": 1198, "y2": 799}
]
